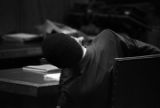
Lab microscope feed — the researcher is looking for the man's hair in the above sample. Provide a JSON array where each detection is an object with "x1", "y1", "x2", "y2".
[{"x1": 42, "y1": 33, "x2": 83, "y2": 68}]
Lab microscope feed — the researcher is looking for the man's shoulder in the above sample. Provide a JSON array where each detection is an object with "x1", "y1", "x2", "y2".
[
  {"x1": 101, "y1": 29, "x2": 114, "y2": 32},
  {"x1": 99, "y1": 29, "x2": 114, "y2": 34},
  {"x1": 95, "y1": 29, "x2": 118, "y2": 42}
]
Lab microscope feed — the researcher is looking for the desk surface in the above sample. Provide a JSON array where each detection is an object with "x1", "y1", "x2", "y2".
[
  {"x1": 0, "y1": 42, "x2": 42, "y2": 59},
  {"x1": 0, "y1": 68, "x2": 60, "y2": 97}
]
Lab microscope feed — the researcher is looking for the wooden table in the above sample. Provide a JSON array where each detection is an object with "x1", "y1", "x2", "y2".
[
  {"x1": 0, "y1": 68, "x2": 60, "y2": 108},
  {"x1": 0, "y1": 42, "x2": 42, "y2": 69}
]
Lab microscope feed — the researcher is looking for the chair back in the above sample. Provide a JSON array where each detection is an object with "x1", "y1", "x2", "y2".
[{"x1": 111, "y1": 54, "x2": 160, "y2": 108}]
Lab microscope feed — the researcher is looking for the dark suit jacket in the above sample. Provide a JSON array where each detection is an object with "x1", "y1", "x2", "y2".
[{"x1": 58, "y1": 29, "x2": 160, "y2": 108}]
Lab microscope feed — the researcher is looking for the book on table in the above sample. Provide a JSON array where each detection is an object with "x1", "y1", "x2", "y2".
[{"x1": 22, "y1": 64, "x2": 61, "y2": 81}]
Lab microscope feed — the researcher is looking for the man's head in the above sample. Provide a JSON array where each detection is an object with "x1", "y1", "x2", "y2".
[{"x1": 42, "y1": 33, "x2": 84, "y2": 68}]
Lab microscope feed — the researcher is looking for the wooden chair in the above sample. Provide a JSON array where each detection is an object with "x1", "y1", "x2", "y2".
[{"x1": 111, "y1": 54, "x2": 160, "y2": 108}]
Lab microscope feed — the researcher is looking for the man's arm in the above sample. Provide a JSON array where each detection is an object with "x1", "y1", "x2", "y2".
[
  {"x1": 57, "y1": 68, "x2": 71, "y2": 107},
  {"x1": 57, "y1": 68, "x2": 79, "y2": 108},
  {"x1": 110, "y1": 30, "x2": 160, "y2": 56},
  {"x1": 123, "y1": 35, "x2": 160, "y2": 56}
]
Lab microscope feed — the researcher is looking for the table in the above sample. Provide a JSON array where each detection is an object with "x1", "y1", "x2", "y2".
[
  {"x1": 0, "y1": 68, "x2": 60, "y2": 108},
  {"x1": 0, "y1": 42, "x2": 42, "y2": 69}
]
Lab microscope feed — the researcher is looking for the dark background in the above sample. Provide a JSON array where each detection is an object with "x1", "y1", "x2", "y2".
[{"x1": 0, "y1": 0, "x2": 160, "y2": 47}]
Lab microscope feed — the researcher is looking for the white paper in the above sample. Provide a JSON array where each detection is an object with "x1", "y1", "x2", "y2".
[{"x1": 44, "y1": 73, "x2": 61, "y2": 81}]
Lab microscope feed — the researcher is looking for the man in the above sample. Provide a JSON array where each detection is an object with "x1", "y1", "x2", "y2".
[{"x1": 42, "y1": 29, "x2": 160, "y2": 108}]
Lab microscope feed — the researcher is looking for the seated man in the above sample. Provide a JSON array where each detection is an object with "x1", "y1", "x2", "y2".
[{"x1": 42, "y1": 29, "x2": 160, "y2": 108}]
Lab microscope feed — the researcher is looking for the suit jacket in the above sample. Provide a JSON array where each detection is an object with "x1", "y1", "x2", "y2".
[{"x1": 57, "y1": 29, "x2": 160, "y2": 108}]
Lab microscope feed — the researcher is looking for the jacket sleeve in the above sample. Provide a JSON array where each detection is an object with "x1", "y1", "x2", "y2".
[
  {"x1": 57, "y1": 68, "x2": 72, "y2": 107},
  {"x1": 57, "y1": 68, "x2": 79, "y2": 108},
  {"x1": 110, "y1": 30, "x2": 160, "y2": 56}
]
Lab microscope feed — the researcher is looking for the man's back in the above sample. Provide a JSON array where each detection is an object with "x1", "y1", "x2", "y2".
[
  {"x1": 58, "y1": 30, "x2": 125, "y2": 108},
  {"x1": 57, "y1": 29, "x2": 160, "y2": 108}
]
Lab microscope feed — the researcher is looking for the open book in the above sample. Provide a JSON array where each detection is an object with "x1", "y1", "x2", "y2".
[
  {"x1": 23, "y1": 64, "x2": 61, "y2": 81},
  {"x1": 22, "y1": 64, "x2": 61, "y2": 74}
]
